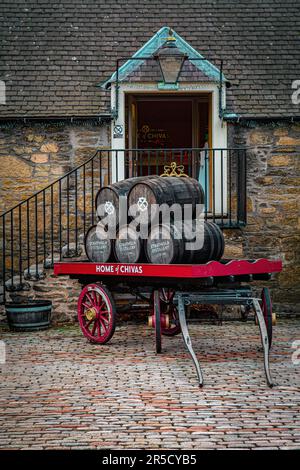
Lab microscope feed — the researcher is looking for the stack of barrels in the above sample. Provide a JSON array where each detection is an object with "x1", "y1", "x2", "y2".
[{"x1": 84, "y1": 175, "x2": 224, "y2": 265}]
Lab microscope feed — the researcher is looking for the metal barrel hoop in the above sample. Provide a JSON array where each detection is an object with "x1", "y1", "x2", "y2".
[{"x1": 153, "y1": 290, "x2": 162, "y2": 353}]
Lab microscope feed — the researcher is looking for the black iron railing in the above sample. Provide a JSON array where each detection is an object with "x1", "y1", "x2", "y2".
[{"x1": 0, "y1": 148, "x2": 247, "y2": 303}]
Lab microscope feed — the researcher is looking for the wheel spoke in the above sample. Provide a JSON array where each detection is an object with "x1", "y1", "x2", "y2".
[
  {"x1": 85, "y1": 318, "x2": 94, "y2": 329},
  {"x1": 86, "y1": 292, "x2": 95, "y2": 306},
  {"x1": 95, "y1": 292, "x2": 103, "y2": 307},
  {"x1": 98, "y1": 299, "x2": 106, "y2": 310},
  {"x1": 92, "y1": 290, "x2": 99, "y2": 304},
  {"x1": 99, "y1": 317, "x2": 108, "y2": 332},
  {"x1": 100, "y1": 315, "x2": 110, "y2": 325},
  {"x1": 82, "y1": 301, "x2": 92, "y2": 309},
  {"x1": 91, "y1": 319, "x2": 97, "y2": 336}
]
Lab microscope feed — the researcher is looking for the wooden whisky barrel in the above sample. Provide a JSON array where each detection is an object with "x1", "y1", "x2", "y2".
[
  {"x1": 145, "y1": 220, "x2": 224, "y2": 264},
  {"x1": 206, "y1": 221, "x2": 225, "y2": 260},
  {"x1": 145, "y1": 223, "x2": 184, "y2": 265},
  {"x1": 128, "y1": 176, "x2": 204, "y2": 222},
  {"x1": 84, "y1": 223, "x2": 114, "y2": 263},
  {"x1": 183, "y1": 220, "x2": 215, "y2": 263},
  {"x1": 113, "y1": 225, "x2": 145, "y2": 264},
  {"x1": 95, "y1": 176, "x2": 157, "y2": 224}
]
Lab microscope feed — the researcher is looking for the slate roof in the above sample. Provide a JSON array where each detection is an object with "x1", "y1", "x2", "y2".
[{"x1": 0, "y1": 0, "x2": 299, "y2": 119}]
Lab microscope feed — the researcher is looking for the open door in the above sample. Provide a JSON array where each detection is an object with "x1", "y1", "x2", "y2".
[{"x1": 125, "y1": 93, "x2": 211, "y2": 181}]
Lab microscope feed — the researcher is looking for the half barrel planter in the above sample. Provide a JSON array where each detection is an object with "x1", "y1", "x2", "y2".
[{"x1": 5, "y1": 300, "x2": 52, "y2": 331}]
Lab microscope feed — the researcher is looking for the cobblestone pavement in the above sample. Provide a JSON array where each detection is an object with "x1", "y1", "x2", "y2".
[{"x1": 0, "y1": 319, "x2": 299, "y2": 450}]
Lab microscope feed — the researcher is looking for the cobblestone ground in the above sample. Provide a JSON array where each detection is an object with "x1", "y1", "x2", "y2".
[{"x1": 0, "y1": 319, "x2": 299, "y2": 450}]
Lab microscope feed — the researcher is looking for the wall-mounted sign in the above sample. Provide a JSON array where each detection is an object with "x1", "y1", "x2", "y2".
[{"x1": 113, "y1": 125, "x2": 123, "y2": 139}]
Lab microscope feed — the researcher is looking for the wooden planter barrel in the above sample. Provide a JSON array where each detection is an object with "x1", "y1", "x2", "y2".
[
  {"x1": 84, "y1": 224, "x2": 114, "y2": 263},
  {"x1": 95, "y1": 176, "x2": 157, "y2": 224},
  {"x1": 5, "y1": 300, "x2": 52, "y2": 331},
  {"x1": 145, "y1": 221, "x2": 224, "y2": 264},
  {"x1": 113, "y1": 225, "x2": 145, "y2": 263},
  {"x1": 128, "y1": 176, "x2": 205, "y2": 222}
]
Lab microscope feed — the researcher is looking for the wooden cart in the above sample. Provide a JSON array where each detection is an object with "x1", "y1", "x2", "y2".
[{"x1": 54, "y1": 258, "x2": 282, "y2": 387}]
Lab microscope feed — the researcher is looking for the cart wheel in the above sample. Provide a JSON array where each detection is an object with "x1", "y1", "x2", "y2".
[
  {"x1": 153, "y1": 290, "x2": 162, "y2": 353},
  {"x1": 158, "y1": 288, "x2": 181, "y2": 336},
  {"x1": 149, "y1": 289, "x2": 181, "y2": 336},
  {"x1": 78, "y1": 283, "x2": 116, "y2": 344},
  {"x1": 261, "y1": 287, "x2": 272, "y2": 349}
]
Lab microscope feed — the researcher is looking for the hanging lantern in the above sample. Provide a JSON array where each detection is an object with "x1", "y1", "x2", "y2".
[{"x1": 156, "y1": 30, "x2": 186, "y2": 84}]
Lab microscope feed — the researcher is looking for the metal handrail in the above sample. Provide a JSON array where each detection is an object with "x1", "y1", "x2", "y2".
[{"x1": 0, "y1": 147, "x2": 247, "y2": 304}]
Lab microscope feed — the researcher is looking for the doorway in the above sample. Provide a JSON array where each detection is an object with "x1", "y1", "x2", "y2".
[{"x1": 125, "y1": 94, "x2": 211, "y2": 178}]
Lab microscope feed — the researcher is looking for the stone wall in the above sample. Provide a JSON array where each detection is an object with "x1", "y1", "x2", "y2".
[
  {"x1": 227, "y1": 122, "x2": 300, "y2": 313},
  {"x1": 0, "y1": 121, "x2": 109, "y2": 212}
]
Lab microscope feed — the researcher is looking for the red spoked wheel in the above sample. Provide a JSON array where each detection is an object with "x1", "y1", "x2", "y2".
[
  {"x1": 78, "y1": 283, "x2": 116, "y2": 344},
  {"x1": 261, "y1": 287, "x2": 272, "y2": 349},
  {"x1": 150, "y1": 288, "x2": 181, "y2": 337}
]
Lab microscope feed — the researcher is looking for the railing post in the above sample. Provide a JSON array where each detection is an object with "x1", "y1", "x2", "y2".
[
  {"x1": 10, "y1": 211, "x2": 14, "y2": 289},
  {"x1": 83, "y1": 165, "x2": 86, "y2": 236},
  {"x1": 221, "y1": 149, "x2": 224, "y2": 227},
  {"x1": 75, "y1": 170, "x2": 78, "y2": 253},
  {"x1": 26, "y1": 201, "x2": 30, "y2": 278},
  {"x1": 91, "y1": 160, "x2": 94, "y2": 226},
  {"x1": 228, "y1": 149, "x2": 232, "y2": 226},
  {"x1": 212, "y1": 149, "x2": 215, "y2": 223},
  {"x1": 18, "y1": 205, "x2": 22, "y2": 287},
  {"x1": 59, "y1": 181, "x2": 62, "y2": 261},
  {"x1": 237, "y1": 149, "x2": 247, "y2": 225},
  {"x1": 35, "y1": 195, "x2": 38, "y2": 278},
  {"x1": 43, "y1": 190, "x2": 46, "y2": 267},
  {"x1": 2, "y1": 214, "x2": 6, "y2": 303},
  {"x1": 51, "y1": 186, "x2": 54, "y2": 265}
]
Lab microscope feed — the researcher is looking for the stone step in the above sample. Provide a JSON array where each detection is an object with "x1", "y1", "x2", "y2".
[
  {"x1": 61, "y1": 243, "x2": 84, "y2": 259},
  {"x1": 44, "y1": 256, "x2": 60, "y2": 269},
  {"x1": 4, "y1": 277, "x2": 31, "y2": 292},
  {"x1": 24, "y1": 264, "x2": 46, "y2": 280}
]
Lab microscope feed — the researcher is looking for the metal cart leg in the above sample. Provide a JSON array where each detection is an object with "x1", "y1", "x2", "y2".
[
  {"x1": 253, "y1": 298, "x2": 274, "y2": 388},
  {"x1": 153, "y1": 290, "x2": 162, "y2": 354},
  {"x1": 177, "y1": 294, "x2": 204, "y2": 388}
]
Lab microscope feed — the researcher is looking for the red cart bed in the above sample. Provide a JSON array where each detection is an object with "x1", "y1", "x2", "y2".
[
  {"x1": 54, "y1": 258, "x2": 281, "y2": 279},
  {"x1": 54, "y1": 258, "x2": 282, "y2": 387}
]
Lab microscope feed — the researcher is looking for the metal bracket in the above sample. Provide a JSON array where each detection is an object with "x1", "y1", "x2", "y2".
[
  {"x1": 174, "y1": 289, "x2": 273, "y2": 388},
  {"x1": 253, "y1": 298, "x2": 273, "y2": 387},
  {"x1": 177, "y1": 294, "x2": 204, "y2": 387}
]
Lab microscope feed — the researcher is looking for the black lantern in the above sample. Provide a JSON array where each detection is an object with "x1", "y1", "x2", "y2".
[{"x1": 156, "y1": 30, "x2": 186, "y2": 84}]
